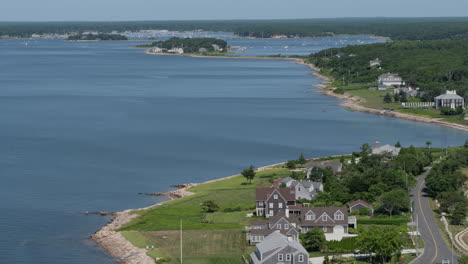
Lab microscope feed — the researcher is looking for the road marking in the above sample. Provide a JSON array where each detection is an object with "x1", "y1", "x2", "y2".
[{"x1": 417, "y1": 177, "x2": 439, "y2": 264}]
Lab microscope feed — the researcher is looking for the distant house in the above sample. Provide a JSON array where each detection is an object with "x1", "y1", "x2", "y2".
[
  {"x1": 211, "y1": 44, "x2": 222, "y2": 52},
  {"x1": 372, "y1": 141, "x2": 401, "y2": 156},
  {"x1": 370, "y1": 58, "x2": 381, "y2": 67},
  {"x1": 256, "y1": 188, "x2": 296, "y2": 218},
  {"x1": 394, "y1": 87, "x2": 419, "y2": 97},
  {"x1": 198, "y1": 47, "x2": 208, "y2": 53},
  {"x1": 249, "y1": 232, "x2": 309, "y2": 264},
  {"x1": 167, "y1": 48, "x2": 184, "y2": 54},
  {"x1": 271, "y1": 34, "x2": 288, "y2": 39},
  {"x1": 377, "y1": 73, "x2": 404, "y2": 88},
  {"x1": 306, "y1": 160, "x2": 343, "y2": 178},
  {"x1": 150, "y1": 47, "x2": 163, "y2": 53},
  {"x1": 434, "y1": 90, "x2": 465, "y2": 109},
  {"x1": 249, "y1": 211, "x2": 300, "y2": 244},
  {"x1": 276, "y1": 177, "x2": 323, "y2": 200},
  {"x1": 349, "y1": 200, "x2": 374, "y2": 215}
]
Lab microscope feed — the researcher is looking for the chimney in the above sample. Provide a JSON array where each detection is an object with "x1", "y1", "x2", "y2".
[{"x1": 375, "y1": 141, "x2": 380, "y2": 148}]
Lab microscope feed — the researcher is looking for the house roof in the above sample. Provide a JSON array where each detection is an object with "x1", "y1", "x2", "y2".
[
  {"x1": 349, "y1": 200, "x2": 373, "y2": 209},
  {"x1": 306, "y1": 160, "x2": 343, "y2": 173},
  {"x1": 255, "y1": 231, "x2": 306, "y2": 255},
  {"x1": 379, "y1": 73, "x2": 400, "y2": 78},
  {"x1": 281, "y1": 178, "x2": 323, "y2": 189},
  {"x1": 256, "y1": 187, "x2": 296, "y2": 201},
  {"x1": 372, "y1": 145, "x2": 401, "y2": 156},
  {"x1": 298, "y1": 207, "x2": 348, "y2": 226},
  {"x1": 435, "y1": 91, "x2": 464, "y2": 100}
]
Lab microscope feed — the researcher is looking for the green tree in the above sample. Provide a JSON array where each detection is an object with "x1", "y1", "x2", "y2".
[
  {"x1": 298, "y1": 152, "x2": 307, "y2": 165},
  {"x1": 383, "y1": 93, "x2": 392, "y2": 103},
  {"x1": 286, "y1": 160, "x2": 297, "y2": 169},
  {"x1": 395, "y1": 141, "x2": 401, "y2": 148},
  {"x1": 379, "y1": 188, "x2": 409, "y2": 217},
  {"x1": 201, "y1": 200, "x2": 219, "y2": 213},
  {"x1": 357, "y1": 226, "x2": 402, "y2": 263},
  {"x1": 300, "y1": 227, "x2": 326, "y2": 252},
  {"x1": 241, "y1": 165, "x2": 256, "y2": 184},
  {"x1": 425, "y1": 141, "x2": 432, "y2": 148},
  {"x1": 437, "y1": 192, "x2": 466, "y2": 213},
  {"x1": 393, "y1": 93, "x2": 401, "y2": 102},
  {"x1": 459, "y1": 255, "x2": 468, "y2": 264}
]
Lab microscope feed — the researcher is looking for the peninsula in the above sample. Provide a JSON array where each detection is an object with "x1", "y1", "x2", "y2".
[{"x1": 67, "y1": 33, "x2": 128, "y2": 41}]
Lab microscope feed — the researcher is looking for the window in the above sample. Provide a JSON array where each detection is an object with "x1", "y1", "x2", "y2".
[
  {"x1": 299, "y1": 254, "x2": 304, "y2": 262},
  {"x1": 306, "y1": 212, "x2": 315, "y2": 220},
  {"x1": 274, "y1": 194, "x2": 278, "y2": 199},
  {"x1": 285, "y1": 224, "x2": 289, "y2": 229},
  {"x1": 335, "y1": 212, "x2": 344, "y2": 220},
  {"x1": 322, "y1": 214, "x2": 327, "y2": 221},
  {"x1": 298, "y1": 187, "x2": 301, "y2": 191},
  {"x1": 269, "y1": 210, "x2": 273, "y2": 216},
  {"x1": 286, "y1": 254, "x2": 291, "y2": 261},
  {"x1": 279, "y1": 203, "x2": 283, "y2": 208},
  {"x1": 269, "y1": 203, "x2": 274, "y2": 208},
  {"x1": 277, "y1": 224, "x2": 281, "y2": 229},
  {"x1": 278, "y1": 254, "x2": 283, "y2": 261}
]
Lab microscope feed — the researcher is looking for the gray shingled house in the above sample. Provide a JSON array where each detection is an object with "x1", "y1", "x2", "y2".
[
  {"x1": 255, "y1": 187, "x2": 296, "y2": 218},
  {"x1": 249, "y1": 211, "x2": 300, "y2": 244},
  {"x1": 276, "y1": 177, "x2": 323, "y2": 200},
  {"x1": 250, "y1": 232, "x2": 309, "y2": 264}
]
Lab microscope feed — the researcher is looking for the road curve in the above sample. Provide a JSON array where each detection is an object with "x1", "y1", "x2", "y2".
[{"x1": 410, "y1": 169, "x2": 459, "y2": 264}]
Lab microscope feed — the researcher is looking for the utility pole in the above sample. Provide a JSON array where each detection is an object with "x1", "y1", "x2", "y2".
[{"x1": 180, "y1": 218, "x2": 183, "y2": 264}]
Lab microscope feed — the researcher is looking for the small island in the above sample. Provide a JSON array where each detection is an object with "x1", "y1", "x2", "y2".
[
  {"x1": 138, "y1": 37, "x2": 228, "y2": 55},
  {"x1": 67, "y1": 33, "x2": 128, "y2": 41}
]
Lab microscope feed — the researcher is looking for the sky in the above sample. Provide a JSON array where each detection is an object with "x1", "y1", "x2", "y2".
[{"x1": 1, "y1": 0, "x2": 468, "y2": 21}]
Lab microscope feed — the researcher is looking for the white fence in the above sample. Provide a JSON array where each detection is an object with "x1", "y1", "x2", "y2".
[{"x1": 401, "y1": 102, "x2": 435, "y2": 108}]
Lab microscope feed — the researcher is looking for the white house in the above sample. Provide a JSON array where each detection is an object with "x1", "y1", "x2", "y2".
[
  {"x1": 150, "y1": 47, "x2": 163, "y2": 53},
  {"x1": 377, "y1": 73, "x2": 404, "y2": 88},
  {"x1": 370, "y1": 58, "x2": 381, "y2": 67},
  {"x1": 167, "y1": 48, "x2": 184, "y2": 54},
  {"x1": 434, "y1": 90, "x2": 465, "y2": 109}
]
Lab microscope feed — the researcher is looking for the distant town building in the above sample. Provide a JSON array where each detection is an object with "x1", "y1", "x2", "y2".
[
  {"x1": 306, "y1": 160, "x2": 343, "y2": 177},
  {"x1": 370, "y1": 58, "x2": 381, "y2": 67},
  {"x1": 377, "y1": 73, "x2": 404, "y2": 88},
  {"x1": 372, "y1": 141, "x2": 401, "y2": 156},
  {"x1": 249, "y1": 232, "x2": 308, "y2": 264},
  {"x1": 434, "y1": 90, "x2": 465, "y2": 109},
  {"x1": 349, "y1": 200, "x2": 374, "y2": 215}
]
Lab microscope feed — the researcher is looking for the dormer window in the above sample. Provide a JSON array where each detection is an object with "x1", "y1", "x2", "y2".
[
  {"x1": 299, "y1": 254, "x2": 304, "y2": 262},
  {"x1": 334, "y1": 211, "x2": 344, "y2": 220},
  {"x1": 285, "y1": 224, "x2": 289, "y2": 229},
  {"x1": 322, "y1": 214, "x2": 327, "y2": 221},
  {"x1": 274, "y1": 195, "x2": 278, "y2": 200},
  {"x1": 305, "y1": 211, "x2": 315, "y2": 220},
  {"x1": 277, "y1": 224, "x2": 281, "y2": 229},
  {"x1": 298, "y1": 187, "x2": 301, "y2": 191}
]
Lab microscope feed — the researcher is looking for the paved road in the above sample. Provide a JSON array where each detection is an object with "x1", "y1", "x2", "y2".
[{"x1": 410, "y1": 168, "x2": 459, "y2": 264}]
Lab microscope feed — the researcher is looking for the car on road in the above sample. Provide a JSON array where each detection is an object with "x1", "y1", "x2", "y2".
[{"x1": 441, "y1": 259, "x2": 450, "y2": 264}]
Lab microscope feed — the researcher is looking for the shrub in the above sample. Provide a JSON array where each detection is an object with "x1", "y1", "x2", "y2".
[
  {"x1": 334, "y1": 88, "x2": 345, "y2": 94},
  {"x1": 327, "y1": 237, "x2": 358, "y2": 252},
  {"x1": 357, "y1": 217, "x2": 409, "y2": 225},
  {"x1": 223, "y1": 207, "x2": 241, "y2": 212}
]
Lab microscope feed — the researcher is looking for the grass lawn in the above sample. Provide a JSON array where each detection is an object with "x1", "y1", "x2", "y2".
[
  {"x1": 118, "y1": 167, "x2": 291, "y2": 262},
  {"x1": 123, "y1": 229, "x2": 252, "y2": 264}
]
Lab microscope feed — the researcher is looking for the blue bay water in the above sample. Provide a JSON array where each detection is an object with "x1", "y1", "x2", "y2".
[{"x1": 0, "y1": 38, "x2": 466, "y2": 264}]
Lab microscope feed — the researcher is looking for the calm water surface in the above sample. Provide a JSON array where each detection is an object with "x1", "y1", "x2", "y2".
[{"x1": 0, "y1": 38, "x2": 466, "y2": 264}]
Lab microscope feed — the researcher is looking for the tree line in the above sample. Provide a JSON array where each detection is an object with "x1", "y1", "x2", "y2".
[
  {"x1": 67, "y1": 33, "x2": 128, "y2": 41},
  {"x1": 139, "y1": 37, "x2": 228, "y2": 53},
  {"x1": 2, "y1": 17, "x2": 468, "y2": 40}
]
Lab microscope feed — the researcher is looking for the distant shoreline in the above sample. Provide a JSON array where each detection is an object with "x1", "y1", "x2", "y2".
[{"x1": 143, "y1": 49, "x2": 468, "y2": 132}]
